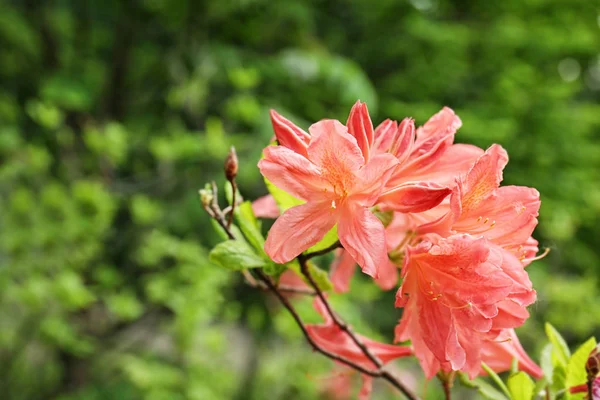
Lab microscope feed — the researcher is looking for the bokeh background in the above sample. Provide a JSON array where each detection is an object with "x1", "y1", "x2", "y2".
[{"x1": 1, "y1": 0, "x2": 599, "y2": 399}]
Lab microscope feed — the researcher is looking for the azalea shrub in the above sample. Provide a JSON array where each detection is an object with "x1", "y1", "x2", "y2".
[{"x1": 203, "y1": 102, "x2": 598, "y2": 399}]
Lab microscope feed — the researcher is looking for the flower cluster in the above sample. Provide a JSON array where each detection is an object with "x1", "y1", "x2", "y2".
[{"x1": 257, "y1": 101, "x2": 543, "y2": 384}]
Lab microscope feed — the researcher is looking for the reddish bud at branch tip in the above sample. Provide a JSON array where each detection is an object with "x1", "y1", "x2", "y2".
[{"x1": 224, "y1": 146, "x2": 238, "y2": 181}]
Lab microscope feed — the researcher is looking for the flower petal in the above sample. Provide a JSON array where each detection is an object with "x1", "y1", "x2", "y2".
[
  {"x1": 251, "y1": 194, "x2": 280, "y2": 219},
  {"x1": 338, "y1": 204, "x2": 387, "y2": 278},
  {"x1": 378, "y1": 182, "x2": 451, "y2": 213},
  {"x1": 346, "y1": 100, "x2": 374, "y2": 162},
  {"x1": 308, "y1": 119, "x2": 365, "y2": 173},
  {"x1": 374, "y1": 258, "x2": 399, "y2": 291},
  {"x1": 264, "y1": 201, "x2": 337, "y2": 263},
  {"x1": 270, "y1": 109, "x2": 310, "y2": 157},
  {"x1": 390, "y1": 118, "x2": 416, "y2": 163},
  {"x1": 351, "y1": 153, "x2": 399, "y2": 205},
  {"x1": 373, "y1": 119, "x2": 398, "y2": 153},
  {"x1": 480, "y1": 329, "x2": 543, "y2": 379},
  {"x1": 407, "y1": 143, "x2": 484, "y2": 185},
  {"x1": 330, "y1": 249, "x2": 357, "y2": 293},
  {"x1": 460, "y1": 144, "x2": 508, "y2": 212},
  {"x1": 259, "y1": 146, "x2": 331, "y2": 201},
  {"x1": 415, "y1": 106, "x2": 462, "y2": 146}
]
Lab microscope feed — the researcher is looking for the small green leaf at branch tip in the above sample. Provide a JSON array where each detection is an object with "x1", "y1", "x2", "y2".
[
  {"x1": 507, "y1": 371, "x2": 535, "y2": 400},
  {"x1": 209, "y1": 219, "x2": 243, "y2": 241},
  {"x1": 482, "y1": 362, "x2": 512, "y2": 399},
  {"x1": 234, "y1": 201, "x2": 266, "y2": 256},
  {"x1": 457, "y1": 373, "x2": 509, "y2": 400},
  {"x1": 209, "y1": 240, "x2": 266, "y2": 270},
  {"x1": 566, "y1": 337, "x2": 597, "y2": 400},
  {"x1": 545, "y1": 322, "x2": 571, "y2": 367}
]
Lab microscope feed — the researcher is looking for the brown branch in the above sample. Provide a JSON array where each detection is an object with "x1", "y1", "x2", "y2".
[
  {"x1": 242, "y1": 269, "x2": 316, "y2": 296},
  {"x1": 303, "y1": 240, "x2": 342, "y2": 260},
  {"x1": 298, "y1": 253, "x2": 384, "y2": 369},
  {"x1": 202, "y1": 181, "x2": 419, "y2": 400}
]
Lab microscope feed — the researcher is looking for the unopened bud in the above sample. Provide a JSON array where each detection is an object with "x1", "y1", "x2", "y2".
[
  {"x1": 199, "y1": 185, "x2": 213, "y2": 208},
  {"x1": 224, "y1": 146, "x2": 238, "y2": 181},
  {"x1": 587, "y1": 344, "x2": 600, "y2": 380}
]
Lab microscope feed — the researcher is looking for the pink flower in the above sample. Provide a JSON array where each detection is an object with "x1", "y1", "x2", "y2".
[
  {"x1": 394, "y1": 234, "x2": 536, "y2": 378},
  {"x1": 418, "y1": 144, "x2": 540, "y2": 258},
  {"x1": 479, "y1": 329, "x2": 543, "y2": 379},
  {"x1": 258, "y1": 119, "x2": 398, "y2": 277},
  {"x1": 306, "y1": 297, "x2": 412, "y2": 370},
  {"x1": 371, "y1": 106, "x2": 484, "y2": 212},
  {"x1": 348, "y1": 102, "x2": 456, "y2": 213}
]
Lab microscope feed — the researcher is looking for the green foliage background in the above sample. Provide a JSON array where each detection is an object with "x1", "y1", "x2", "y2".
[{"x1": 0, "y1": 0, "x2": 599, "y2": 399}]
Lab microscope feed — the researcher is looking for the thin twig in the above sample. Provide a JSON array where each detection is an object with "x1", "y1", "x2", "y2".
[
  {"x1": 202, "y1": 182, "x2": 419, "y2": 400},
  {"x1": 298, "y1": 254, "x2": 383, "y2": 369},
  {"x1": 303, "y1": 240, "x2": 342, "y2": 260},
  {"x1": 253, "y1": 269, "x2": 381, "y2": 375},
  {"x1": 242, "y1": 270, "x2": 316, "y2": 296}
]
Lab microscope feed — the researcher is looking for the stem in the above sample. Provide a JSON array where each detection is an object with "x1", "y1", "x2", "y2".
[
  {"x1": 202, "y1": 182, "x2": 419, "y2": 400},
  {"x1": 438, "y1": 371, "x2": 454, "y2": 400},
  {"x1": 303, "y1": 241, "x2": 342, "y2": 260},
  {"x1": 298, "y1": 254, "x2": 383, "y2": 369}
]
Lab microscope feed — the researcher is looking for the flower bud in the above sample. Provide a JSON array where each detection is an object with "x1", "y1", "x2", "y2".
[
  {"x1": 587, "y1": 344, "x2": 600, "y2": 380},
  {"x1": 224, "y1": 146, "x2": 238, "y2": 181},
  {"x1": 199, "y1": 185, "x2": 213, "y2": 208}
]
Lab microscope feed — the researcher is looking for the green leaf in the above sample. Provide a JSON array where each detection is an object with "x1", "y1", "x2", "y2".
[
  {"x1": 209, "y1": 240, "x2": 266, "y2": 270},
  {"x1": 540, "y1": 343, "x2": 554, "y2": 384},
  {"x1": 306, "y1": 225, "x2": 338, "y2": 253},
  {"x1": 263, "y1": 261, "x2": 288, "y2": 278},
  {"x1": 566, "y1": 337, "x2": 597, "y2": 399},
  {"x1": 458, "y1": 373, "x2": 509, "y2": 400},
  {"x1": 234, "y1": 201, "x2": 266, "y2": 255},
  {"x1": 546, "y1": 323, "x2": 571, "y2": 367},
  {"x1": 265, "y1": 177, "x2": 304, "y2": 212},
  {"x1": 482, "y1": 362, "x2": 512, "y2": 399},
  {"x1": 507, "y1": 371, "x2": 535, "y2": 400},
  {"x1": 224, "y1": 181, "x2": 241, "y2": 206},
  {"x1": 209, "y1": 219, "x2": 243, "y2": 242}
]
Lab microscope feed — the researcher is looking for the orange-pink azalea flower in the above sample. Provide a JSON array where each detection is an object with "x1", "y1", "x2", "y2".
[
  {"x1": 394, "y1": 234, "x2": 536, "y2": 378},
  {"x1": 258, "y1": 119, "x2": 398, "y2": 277},
  {"x1": 417, "y1": 144, "x2": 541, "y2": 259}
]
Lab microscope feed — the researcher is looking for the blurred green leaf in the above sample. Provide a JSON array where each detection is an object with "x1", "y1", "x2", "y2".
[
  {"x1": 209, "y1": 240, "x2": 266, "y2": 270},
  {"x1": 546, "y1": 322, "x2": 571, "y2": 367},
  {"x1": 458, "y1": 373, "x2": 509, "y2": 400},
  {"x1": 507, "y1": 371, "x2": 535, "y2": 400}
]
